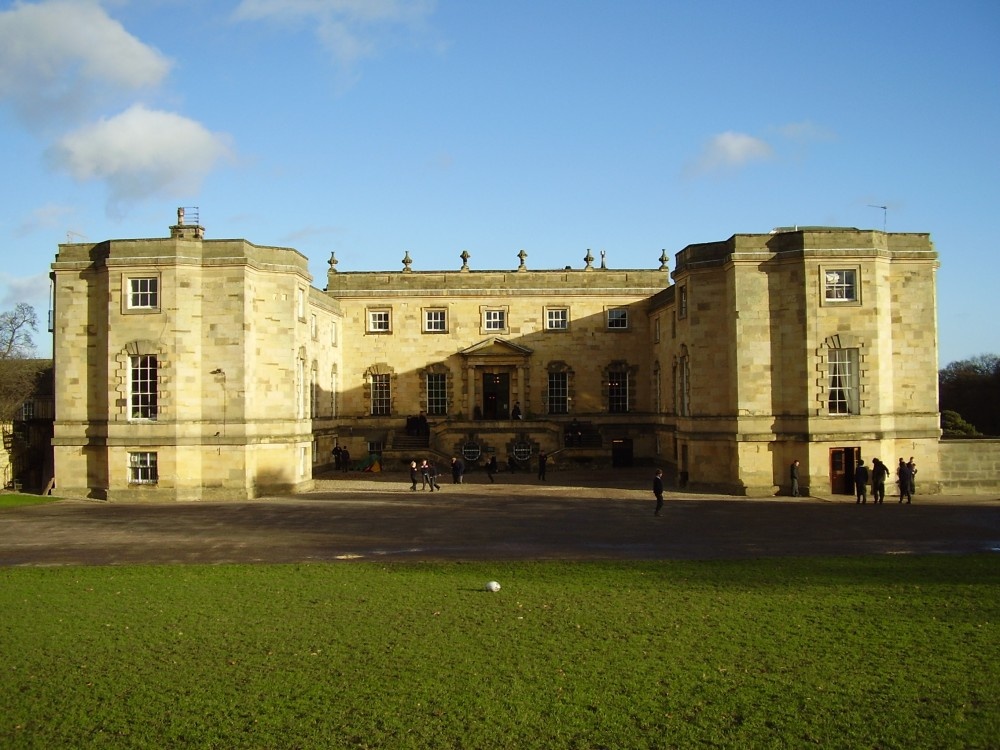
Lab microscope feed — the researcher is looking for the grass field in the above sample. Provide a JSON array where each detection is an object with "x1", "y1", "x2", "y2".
[
  {"x1": 0, "y1": 492, "x2": 58, "y2": 508},
  {"x1": 1, "y1": 556, "x2": 997, "y2": 749}
]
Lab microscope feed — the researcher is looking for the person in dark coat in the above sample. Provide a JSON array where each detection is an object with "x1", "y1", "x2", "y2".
[
  {"x1": 871, "y1": 458, "x2": 889, "y2": 504},
  {"x1": 537, "y1": 451, "x2": 548, "y2": 480},
  {"x1": 332, "y1": 445, "x2": 342, "y2": 471},
  {"x1": 897, "y1": 458, "x2": 912, "y2": 504},
  {"x1": 653, "y1": 469, "x2": 664, "y2": 516},
  {"x1": 427, "y1": 461, "x2": 441, "y2": 491},
  {"x1": 409, "y1": 460, "x2": 419, "y2": 491},
  {"x1": 790, "y1": 459, "x2": 800, "y2": 497},
  {"x1": 451, "y1": 456, "x2": 465, "y2": 484},
  {"x1": 486, "y1": 455, "x2": 498, "y2": 483},
  {"x1": 854, "y1": 459, "x2": 869, "y2": 504},
  {"x1": 340, "y1": 446, "x2": 350, "y2": 472}
]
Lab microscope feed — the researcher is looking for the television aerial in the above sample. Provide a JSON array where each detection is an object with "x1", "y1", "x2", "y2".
[{"x1": 868, "y1": 204, "x2": 887, "y2": 232}]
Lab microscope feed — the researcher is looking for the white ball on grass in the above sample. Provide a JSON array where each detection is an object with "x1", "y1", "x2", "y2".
[{"x1": 485, "y1": 580, "x2": 501, "y2": 592}]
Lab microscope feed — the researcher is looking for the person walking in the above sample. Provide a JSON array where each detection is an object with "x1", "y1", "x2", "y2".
[
  {"x1": 897, "y1": 458, "x2": 912, "y2": 504},
  {"x1": 409, "y1": 460, "x2": 419, "y2": 491},
  {"x1": 451, "y1": 456, "x2": 465, "y2": 484},
  {"x1": 332, "y1": 445, "x2": 342, "y2": 471},
  {"x1": 790, "y1": 459, "x2": 800, "y2": 497},
  {"x1": 907, "y1": 456, "x2": 918, "y2": 496},
  {"x1": 427, "y1": 461, "x2": 441, "y2": 491},
  {"x1": 871, "y1": 458, "x2": 889, "y2": 504},
  {"x1": 854, "y1": 459, "x2": 869, "y2": 504},
  {"x1": 537, "y1": 451, "x2": 548, "y2": 481},
  {"x1": 653, "y1": 469, "x2": 664, "y2": 516},
  {"x1": 340, "y1": 446, "x2": 351, "y2": 472},
  {"x1": 486, "y1": 455, "x2": 498, "y2": 483},
  {"x1": 420, "y1": 459, "x2": 431, "y2": 490}
]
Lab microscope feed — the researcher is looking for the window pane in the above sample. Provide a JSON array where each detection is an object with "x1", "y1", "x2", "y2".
[
  {"x1": 426, "y1": 373, "x2": 447, "y2": 415},
  {"x1": 485, "y1": 310, "x2": 505, "y2": 330},
  {"x1": 608, "y1": 370, "x2": 628, "y2": 412},
  {"x1": 369, "y1": 311, "x2": 390, "y2": 331},
  {"x1": 371, "y1": 373, "x2": 391, "y2": 415},
  {"x1": 607, "y1": 308, "x2": 628, "y2": 329},
  {"x1": 130, "y1": 355, "x2": 158, "y2": 420},
  {"x1": 547, "y1": 372, "x2": 568, "y2": 414},
  {"x1": 129, "y1": 277, "x2": 158, "y2": 309},
  {"x1": 128, "y1": 452, "x2": 158, "y2": 484},
  {"x1": 425, "y1": 310, "x2": 446, "y2": 332},
  {"x1": 824, "y1": 270, "x2": 857, "y2": 301},
  {"x1": 828, "y1": 348, "x2": 859, "y2": 414},
  {"x1": 547, "y1": 309, "x2": 568, "y2": 330}
]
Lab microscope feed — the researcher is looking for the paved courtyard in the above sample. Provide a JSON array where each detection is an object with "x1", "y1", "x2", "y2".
[{"x1": 1, "y1": 469, "x2": 998, "y2": 566}]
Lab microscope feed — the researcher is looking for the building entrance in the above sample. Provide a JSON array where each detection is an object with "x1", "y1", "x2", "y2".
[
  {"x1": 482, "y1": 373, "x2": 510, "y2": 419},
  {"x1": 830, "y1": 447, "x2": 860, "y2": 494}
]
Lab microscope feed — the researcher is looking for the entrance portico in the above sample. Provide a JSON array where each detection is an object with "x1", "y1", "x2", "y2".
[{"x1": 459, "y1": 338, "x2": 533, "y2": 420}]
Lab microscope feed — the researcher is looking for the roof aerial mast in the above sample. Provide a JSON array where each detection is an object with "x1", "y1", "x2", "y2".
[{"x1": 868, "y1": 204, "x2": 887, "y2": 232}]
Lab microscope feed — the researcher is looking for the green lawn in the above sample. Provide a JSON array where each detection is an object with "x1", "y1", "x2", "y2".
[
  {"x1": 0, "y1": 492, "x2": 59, "y2": 508},
  {"x1": 1, "y1": 556, "x2": 997, "y2": 749}
]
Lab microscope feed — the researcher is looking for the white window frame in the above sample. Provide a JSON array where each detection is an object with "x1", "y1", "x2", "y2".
[
  {"x1": 823, "y1": 268, "x2": 860, "y2": 304},
  {"x1": 547, "y1": 371, "x2": 568, "y2": 414},
  {"x1": 546, "y1": 308, "x2": 569, "y2": 331},
  {"x1": 828, "y1": 348, "x2": 860, "y2": 415},
  {"x1": 484, "y1": 309, "x2": 506, "y2": 331},
  {"x1": 128, "y1": 451, "x2": 158, "y2": 485},
  {"x1": 371, "y1": 373, "x2": 391, "y2": 415},
  {"x1": 368, "y1": 308, "x2": 391, "y2": 333},
  {"x1": 129, "y1": 354, "x2": 158, "y2": 421},
  {"x1": 126, "y1": 276, "x2": 159, "y2": 312},
  {"x1": 607, "y1": 307, "x2": 628, "y2": 330},
  {"x1": 426, "y1": 372, "x2": 447, "y2": 415},
  {"x1": 608, "y1": 370, "x2": 629, "y2": 412},
  {"x1": 424, "y1": 309, "x2": 447, "y2": 333}
]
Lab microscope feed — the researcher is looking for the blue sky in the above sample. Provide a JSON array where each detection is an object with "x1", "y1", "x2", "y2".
[{"x1": 1, "y1": 0, "x2": 997, "y2": 365}]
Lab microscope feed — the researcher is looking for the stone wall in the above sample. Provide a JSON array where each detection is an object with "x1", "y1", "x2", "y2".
[{"x1": 938, "y1": 439, "x2": 1000, "y2": 494}]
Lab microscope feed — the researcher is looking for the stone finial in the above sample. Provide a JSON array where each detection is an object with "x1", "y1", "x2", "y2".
[
  {"x1": 658, "y1": 249, "x2": 669, "y2": 271},
  {"x1": 600, "y1": 250, "x2": 607, "y2": 270},
  {"x1": 402, "y1": 251, "x2": 413, "y2": 273},
  {"x1": 328, "y1": 251, "x2": 339, "y2": 273},
  {"x1": 584, "y1": 249, "x2": 594, "y2": 270},
  {"x1": 517, "y1": 249, "x2": 527, "y2": 271},
  {"x1": 460, "y1": 250, "x2": 470, "y2": 271}
]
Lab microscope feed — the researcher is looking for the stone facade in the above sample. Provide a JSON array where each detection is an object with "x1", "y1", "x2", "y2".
[
  {"x1": 50, "y1": 216, "x2": 942, "y2": 500},
  {"x1": 51, "y1": 215, "x2": 341, "y2": 500}
]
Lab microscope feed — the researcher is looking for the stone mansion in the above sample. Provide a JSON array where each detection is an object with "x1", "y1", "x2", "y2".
[{"x1": 50, "y1": 210, "x2": 940, "y2": 500}]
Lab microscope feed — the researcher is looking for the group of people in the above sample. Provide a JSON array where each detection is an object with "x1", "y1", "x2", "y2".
[
  {"x1": 789, "y1": 456, "x2": 919, "y2": 503},
  {"x1": 405, "y1": 452, "x2": 550, "y2": 488},
  {"x1": 409, "y1": 459, "x2": 443, "y2": 491},
  {"x1": 331, "y1": 444, "x2": 351, "y2": 472},
  {"x1": 854, "y1": 456, "x2": 917, "y2": 504}
]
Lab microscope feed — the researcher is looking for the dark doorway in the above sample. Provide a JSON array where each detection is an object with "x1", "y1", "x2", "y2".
[
  {"x1": 482, "y1": 373, "x2": 510, "y2": 419},
  {"x1": 611, "y1": 438, "x2": 634, "y2": 468},
  {"x1": 830, "y1": 447, "x2": 859, "y2": 494}
]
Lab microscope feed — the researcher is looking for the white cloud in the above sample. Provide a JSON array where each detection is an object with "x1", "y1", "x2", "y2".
[
  {"x1": 686, "y1": 131, "x2": 774, "y2": 177},
  {"x1": 0, "y1": 0, "x2": 171, "y2": 125},
  {"x1": 233, "y1": 0, "x2": 435, "y2": 68},
  {"x1": 14, "y1": 203, "x2": 77, "y2": 237},
  {"x1": 48, "y1": 104, "x2": 234, "y2": 217},
  {"x1": 777, "y1": 120, "x2": 837, "y2": 143}
]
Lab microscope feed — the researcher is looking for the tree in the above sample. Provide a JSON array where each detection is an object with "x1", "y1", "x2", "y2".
[
  {"x1": 941, "y1": 410, "x2": 981, "y2": 437},
  {"x1": 0, "y1": 303, "x2": 45, "y2": 422},
  {"x1": 939, "y1": 354, "x2": 1000, "y2": 437}
]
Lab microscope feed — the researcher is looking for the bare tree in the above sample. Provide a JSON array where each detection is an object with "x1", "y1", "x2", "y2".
[
  {"x1": 0, "y1": 303, "x2": 38, "y2": 360},
  {"x1": 0, "y1": 303, "x2": 45, "y2": 422}
]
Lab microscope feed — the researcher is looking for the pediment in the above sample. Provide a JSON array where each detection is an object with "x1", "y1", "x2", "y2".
[{"x1": 459, "y1": 337, "x2": 533, "y2": 358}]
